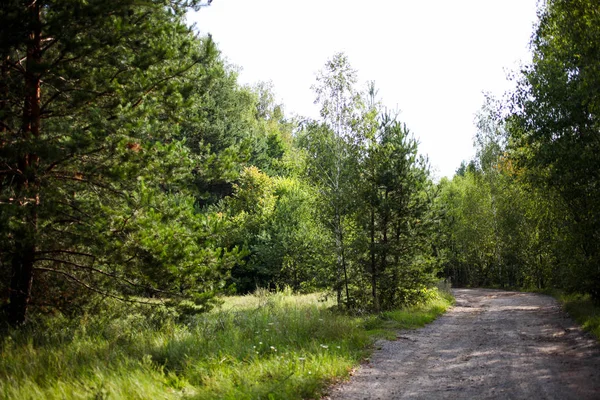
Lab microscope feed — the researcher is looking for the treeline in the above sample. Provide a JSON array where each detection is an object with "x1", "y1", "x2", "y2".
[
  {"x1": 209, "y1": 54, "x2": 439, "y2": 312},
  {"x1": 2, "y1": 0, "x2": 598, "y2": 328},
  {"x1": 0, "y1": 1, "x2": 439, "y2": 327},
  {"x1": 0, "y1": 0, "x2": 295, "y2": 325},
  {"x1": 437, "y1": 0, "x2": 600, "y2": 301}
]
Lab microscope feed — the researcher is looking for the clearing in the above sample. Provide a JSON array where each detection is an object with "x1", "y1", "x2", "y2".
[{"x1": 327, "y1": 288, "x2": 600, "y2": 399}]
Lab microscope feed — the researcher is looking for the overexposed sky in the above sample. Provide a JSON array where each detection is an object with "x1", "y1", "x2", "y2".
[{"x1": 188, "y1": 0, "x2": 539, "y2": 179}]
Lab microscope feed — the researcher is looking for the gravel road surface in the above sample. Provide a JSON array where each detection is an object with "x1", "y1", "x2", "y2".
[{"x1": 326, "y1": 288, "x2": 600, "y2": 399}]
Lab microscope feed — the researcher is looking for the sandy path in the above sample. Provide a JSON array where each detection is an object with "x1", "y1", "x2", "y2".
[{"x1": 326, "y1": 288, "x2": 600, "y2": 399}]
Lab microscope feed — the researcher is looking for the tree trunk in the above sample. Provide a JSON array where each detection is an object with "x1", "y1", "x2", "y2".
[
  {"x1": 7, "y1": 1, "x2": 42, "y2": 326},
  {"x1": 0, "y1": 57, "x2": 8, "y2": 136},
  {"x1": 7, "y1": 238, "x2": 36, "y2": 326},
  {"x1": 375, "y1": 191, "x2": 389, "y2": 313},
  {"x1": 370, "y1": 203, "x2": 378, "y2": 312},
  {"x1": 339, "y1": 225, "x2": 350, "y2": 309}
]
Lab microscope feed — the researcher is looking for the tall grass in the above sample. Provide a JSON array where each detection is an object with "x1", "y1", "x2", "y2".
[
  {"x1": 555, "y1": 292, "x2": 600, "y2": 341},
  {"x1": 528, "y1": 288, "x2": 600, "y2": 342},
  {"x1": 362, "y1": 284, "x2": 454, "y2": 340},
  {"x1": 0, "y1": 288, "x2": 452, "y2": 399}
]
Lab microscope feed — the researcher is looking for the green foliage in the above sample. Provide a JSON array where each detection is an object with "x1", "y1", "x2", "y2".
[
  {"x1": 0, "y1": 12, "x2": 450, "y2": 395},
  {"x1": 357, "y1": 110, "x2": 437, "y2": 311},
  {"x1": 222, "y1": 167, "x2": 330, "y2": 293},
  {"x1": 362, "y1": 286, "x2": 453, "y2": 340},
  {"x1": 506, "y1": 0, "x2": 600, "y2": 299},
  {"x1": 299, "y1": 53, "x2": 365, "y2": 307},
  {"x1": 298, "y1": 57, "x2": 439, "y2": 311},
  {"x1": 1, "y1": 30, "x2": 443, "y2": 319},
  {"x1": 0, "y1": 1, "x2": 238, "y2": 324},
  {"x1": 557, "y1": 292, "x2": 600, "y2": 341},
  {"x1": 437, "y1": 108, "x2": 560, "y2": 289},
  {"x1": 437, "y1": 99, "x2": 589, "y2": 294},
  {"x1": 181, "y1": 75, "x2": 296, "y2": 207},
  {"x1": 434, "y1": 0, "x2": 600, "y2": 298}
]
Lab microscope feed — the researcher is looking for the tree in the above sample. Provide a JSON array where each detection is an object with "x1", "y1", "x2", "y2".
[
  {"x1": 437, "y1": 101, "x2": 578, "y2": 291},
  {"x1": 299, "y1": 52, "x2": 364, "y2": 307},
  {"x1": 506, "y1": 0, "x2": 600, "y2": 298},
  {"x1": 0, "y1": 0, "x2": 237, "y2": 325},
  {"x1": 220, "y1": 167, "x2": 329, "y2": 293},
  {"x1": 359, "y1": 111, "x2": 435, "y2": 310},
  {"x1": 178, "y1": 73, "x2": 295, "y2": 207}
]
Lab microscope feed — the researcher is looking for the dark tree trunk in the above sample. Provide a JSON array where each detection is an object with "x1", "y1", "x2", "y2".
[
  {"x1": 333, "y1": 208, "x2": 350, "y2": 308},
  {"x1": 340, "y1": 228, "x2": 350, "y2": 309},
  {"x1": 375, "y1": 190, "x2": 390, "y2": 312},
  {"x1": 7, "y1": 239, "x2": 36, "y2": 326},
  {"x1": 7, "y1": 1, "x2": 42, "y2": 326},
  {"x1": 0, "y1": 57, "x2": 7, "y2": 137},
  {"x1": 370, "y1": 203, "x2": 377, "y2": 312}
]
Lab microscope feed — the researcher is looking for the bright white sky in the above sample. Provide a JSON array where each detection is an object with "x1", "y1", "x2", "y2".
[{"x1": 188, "y1": 0, "x2": 539, "y2": 179}]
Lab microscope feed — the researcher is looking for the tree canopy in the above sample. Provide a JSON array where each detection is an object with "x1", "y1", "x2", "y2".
[
  {"x1": 3, "y1": 0, "x2": 599, "y2": 328},
  {"x1": 435, "y1": 0, "x2": 600, "y2": 300}
]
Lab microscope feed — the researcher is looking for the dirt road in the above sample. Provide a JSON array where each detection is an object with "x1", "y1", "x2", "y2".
[{"x1": 326, "y1": 289, "x2": 600, "y2": 399}]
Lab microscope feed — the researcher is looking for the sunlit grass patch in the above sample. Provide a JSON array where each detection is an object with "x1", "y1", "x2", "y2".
[
  {"x1": 215, "y1": 288, "x2": 335, "y2": 312},
  {"x1": 0, "y1": 290, "x2": 364, "y2": 400},
  {"x1": 0, "y1": 287, "x2": 452, "y2": 399},
  {"x1": 362, "y1": 289, "x2": 454, "y2": 340}
]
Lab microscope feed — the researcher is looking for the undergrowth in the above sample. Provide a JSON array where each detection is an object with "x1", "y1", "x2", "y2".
[
  {"x1": 363, "y1": 284, "x2": 454, "y2": 340},
  {"x1": 527, "y1": 288, "x2": 600, "y2": 342},
  {"x1": 0, "y1": 287, "x2": 453, "y2": 399},
  {"x1": 555, "y1": 292, "x2": 600, "y2": 341}
]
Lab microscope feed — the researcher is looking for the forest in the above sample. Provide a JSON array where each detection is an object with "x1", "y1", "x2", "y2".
[{"x1": 1, "y1": 0, "x2": 599, "y2": 398}]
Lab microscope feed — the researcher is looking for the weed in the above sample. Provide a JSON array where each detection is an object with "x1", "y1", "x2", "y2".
[
  {"x1": 0, "y1": 289, "x2": 452, "y2": 399},
  {"x1": 556, "y1": 292, "x2": 600, "y2": 341}
]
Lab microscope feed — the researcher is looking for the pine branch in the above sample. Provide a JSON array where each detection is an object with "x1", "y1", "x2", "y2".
[
  {"x1": 34, "y1": 257, "x2": 184, "y2": 298},
  {"x1": 34, "y1": 266, "x2": 161, "y2": 306},
  {"x1": 35, "y1": 250, "x2": 95, "y2": 258},
  {"x1": 130, "y1": 59, "x2": 202, "y2": 109},
  {"x1": 48, "y1": 173, "x2": 125, "y2": 196},
  {"x1": 44, "y1": 146, "x2": 106, "y2": 173}
]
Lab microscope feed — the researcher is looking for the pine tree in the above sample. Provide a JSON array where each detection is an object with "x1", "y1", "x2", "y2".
[{"x1": 0, "y1": 0, "x2": 234, "y2": 325}]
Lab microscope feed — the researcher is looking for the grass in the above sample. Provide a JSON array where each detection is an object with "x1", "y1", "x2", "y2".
[
  {"x1": 0, "y1": 287, "x2": 453, "y2": 400},
  {"x1": 526, "y1": 287, "x2": 600, "y2": 342},
  {"x1": 363, "y1": 288, "x2": 454, "y2": 340},
  {"x1": 553, "y1": 292, "x2": 600, "y2": 341}
]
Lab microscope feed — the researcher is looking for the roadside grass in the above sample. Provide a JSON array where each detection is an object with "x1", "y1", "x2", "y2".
[
  {"x1": 526, "y1": 288, "x2": 600, "y2": 342},
  {"x1": 0, "y1": 287, "x2": 453, "y2": 400},
  {"x1": 363, "y1": 286, "x2": 454, "y2": 340},
  {"x1": 555, "y1": 292, "x2": 600, "y2": 341}
]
